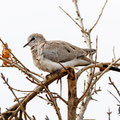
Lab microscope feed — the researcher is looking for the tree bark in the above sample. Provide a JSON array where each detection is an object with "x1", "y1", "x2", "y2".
[{"x1": 67, "y1": 67, "x2": 77, "y2": 120}]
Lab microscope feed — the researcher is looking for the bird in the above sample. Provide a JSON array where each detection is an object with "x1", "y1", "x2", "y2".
[{"x1": 23, "y1": 33, "x2": 120, "y2": 73}]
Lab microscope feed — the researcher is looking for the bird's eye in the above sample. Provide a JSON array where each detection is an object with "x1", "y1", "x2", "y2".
[{"x1": 30, "y1": 37, "x2": 35, "y2": 42}]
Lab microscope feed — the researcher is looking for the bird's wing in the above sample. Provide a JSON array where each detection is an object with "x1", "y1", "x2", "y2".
[{"x1": 42, "y1": 40, "x2": 94, "y2": 63}]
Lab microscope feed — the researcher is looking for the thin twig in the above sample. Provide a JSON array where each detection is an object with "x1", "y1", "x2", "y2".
[
  {"x1": 77, "y1": 62, "x2": 120, "y2": 79},
  {"x1": 73, "y1": 0, "x2": 84, "y2": 29},
  {"x1": 45, "y1": 115, "x2": 49, "y2": 120},
  {"x1": 112, "y1": 46, "x2": 116, "y2": 62},
  {"x1": 1, "y1": 73, "x2": 32, "y2": 120},
  {"x1": 77, "y1": 36, "x2": 98, "y2": 119},
  {"x1": 32, "y1": 115, "x2": 37, "y2": 120},
  {"x1": 0, "y1": 69, "x2": 67, "y2": 120},
  {"x1": 0, "y1": 108, "x2": 5, "y2": 120},
  {"x1": 26, "y1": 75, "x2": 62, "y2": 120},
  {"x1": 52, "y1": 92, "x2": 68, "y2": 105},
  {"x1": 109, "y1": 77, "x2": 120, "y2": 96},
  {"x1": 74, "y1": 0, "x2": 93, "y2": 54},
  {"x1": 91, "y1": 58, "x2": 120, "y2": 87},
  {"x1": 0, "y1": 38, "x2": 44, "y2": 79},
  {"x1": 77, "y1": 58, "x2": 120, "y2": 103},
  {"x1": 107, "y1": 108, "x2": 112, "y2": 120},
  {"x1": 89, "y1": 0, "x2": 108, "y2": 33},
  {"x1": 0, "y1": 57, "x2": 42, "y2": 83},
  {"x1": 44, "y1": 86, "x2": 62, "y2": 120},
  {"x1": 59, "y1": 6, "x2": 82, "y2": 29},
  {"x1": 107, "y1": 90, "x2": 120, "y2": 103},
  {"x1": 11, "y1": 87, "x2": 35, "y2": 93},
  {"x1": 0, "y1": 38, "x2": 26, "y2": 69},
  {"x1": 37, "y1": 95, "x2": 52, "y2": 104}
]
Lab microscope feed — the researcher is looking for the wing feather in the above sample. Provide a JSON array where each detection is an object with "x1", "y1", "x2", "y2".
[{"x1": 42, "y1": 40, "x2": 94, "y2": 63}]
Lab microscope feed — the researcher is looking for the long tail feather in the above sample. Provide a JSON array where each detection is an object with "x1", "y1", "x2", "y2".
[{"x1": 103, "y1": 65, "x2": 120, "y2": 72}]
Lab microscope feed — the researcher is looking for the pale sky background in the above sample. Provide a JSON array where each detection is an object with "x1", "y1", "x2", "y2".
[{"x1": 0, "y1": 0, "x2": 120, "y2": 120}]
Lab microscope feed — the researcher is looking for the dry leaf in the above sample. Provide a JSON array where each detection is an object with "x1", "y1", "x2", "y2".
[{"x1": 2, "y1": 43, "x2": 11, "y2": 65}]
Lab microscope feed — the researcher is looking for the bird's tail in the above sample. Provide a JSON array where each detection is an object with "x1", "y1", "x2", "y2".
[{"x1": 102, "y1": 65, "x2": 120, "y2": 72}]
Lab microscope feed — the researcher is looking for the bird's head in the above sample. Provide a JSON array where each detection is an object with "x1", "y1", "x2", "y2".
[{"x1": 23, "y1": 33, "x2": 46, "y2": 48}]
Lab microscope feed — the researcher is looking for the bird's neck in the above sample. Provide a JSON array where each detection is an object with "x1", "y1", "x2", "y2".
[
  {"x1": 31, "y1": 42, "x2": 46, "y2": 60},
  {"x1": 31, "y1": 45, "x2": 37, "y2": 51},
  {"x1": 31, "y1": 46, "x2": 38, "y2": 61},
  {"x1": 30, "y1": 41, "x2": 44, "y2": 51}
]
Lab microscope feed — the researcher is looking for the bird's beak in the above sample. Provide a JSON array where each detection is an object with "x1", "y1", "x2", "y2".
[{"x1": 23, "y1": 42, "x2": 29, "y2": 48}]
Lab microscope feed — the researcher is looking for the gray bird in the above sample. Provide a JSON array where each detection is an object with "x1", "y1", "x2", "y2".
[
  {"x1": 23, "y1": 33, "x2": 95, "y2": 73},
  {"x1": 23, "y1": 33, "x2": 120, "y2": 73}
]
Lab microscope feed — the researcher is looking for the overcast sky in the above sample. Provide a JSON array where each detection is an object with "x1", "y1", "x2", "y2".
[{"x1": 0, "y1": 0, "x2": 120, "y2": 120}]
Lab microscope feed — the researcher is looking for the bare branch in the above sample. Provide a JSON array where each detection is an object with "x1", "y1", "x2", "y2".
[
  {"x1": 76, "y1": 57, "x2": 120, "y2": 104},
  {"x1": 1, "y1": 73, "x2": 32, "y2": 120},
  {"x1": 112, "y1": 46, "x2": 116, "y2": 62},
  {"x1": 108, "y1": 77, "x2": 120, "y2": 96},
  {"x1": 91, "y1": 58, "x2": 120, "y2": 89},
  {"x1": 77, "y1": 36, "x2": 98, "y2": 120},
  {"x1": 37, "y1": 95, "x2": 52, "y2": 104},
  {"x1": 0, "y1": 69, "x2": 67, "y2": 120},
  {"x1": 67, "y1": 67, "x2": 77, "y2": 120},
  {"x1": 107, "y1": 90, "x2": 120, "y2": 103},
  {"x1": 73, "y1": 0, "x2": 93, "y2": 49},
  {"x1": 73, "y1": 0, "x2": 84, "y2": 29},
  {"x1": 0, "y1": 38, "x2": 44, "y2": 79},
  {"x1": 45, "y1": 115, "x2": 50, "y2": 120},
  {"x1": 89, "y1": 0, "x2": 108, "y2": 33},
  {"x1": 52, "y1": 92, "x2": 68, "y2": 105},
  {"x1": 77, "y1": 62, "x2": 120, "y2": 79},
  {"x1": 59, "y1": 6, "x2": 82, "y2": 29},
  {"x1": 44, "y1": 86, "x2": 62, "y2": 120},
  {"x1": 0, "y1": 57, "x2": 42, "y2": 83},
  {"x1": 0, "y1": 38, "x2": 25, "y2": 68},
  {"x1": 107, "y1": 108, "x2": 112, "y2": 120},
  {"x1": 0, "y1": 108, "x2": 5, "y2": 120}
]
